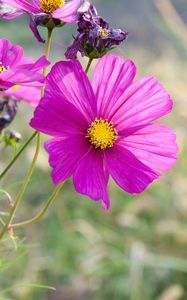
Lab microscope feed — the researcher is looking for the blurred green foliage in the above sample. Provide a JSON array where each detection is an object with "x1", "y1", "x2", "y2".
[{"x1": 1, "y1": 1, "x2": 187, "y2": 299}]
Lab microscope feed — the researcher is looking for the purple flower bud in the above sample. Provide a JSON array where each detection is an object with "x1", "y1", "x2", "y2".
[{"x1": 65, "y1": 1, "x2": 128, "y2": 59}]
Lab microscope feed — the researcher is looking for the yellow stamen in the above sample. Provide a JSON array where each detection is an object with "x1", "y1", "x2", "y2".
[
  {"x1": 98, "y1": 27, "x2": 110, "y2": 38},
  {"x1": 86, "y1": 118, "x2": 117, "y2": 150},
  {"x1": 12, "y1": 84, "x2": 20, "y2": 90},
  {"x1": 40, "y1": 0, "x2": 65, "y2": 13},
  {"x1": 0, "y1": 64, "x2": 9, "y2": 73}
]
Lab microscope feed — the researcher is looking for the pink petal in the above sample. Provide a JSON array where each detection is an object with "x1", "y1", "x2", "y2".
[
  {"x1": 1, "y1": 0, "x2": 40, "y2": 13},
  {"x1": 109, "y1": 76, "x2": 173, "y2": 131},
  {"x1": 0, "y1": 39, "x2": 48, "y2": 88},
  {"x1": 4, "y1": 85, "x2": 41, "y2": 107},
  {"x1": 4, "y1": 45, "x2": 24, "y2": 67},
  {"x1": 0, "y1": 39, "x2": 10, "y2": 61},
  {"x1": 52, "y1": 0, "x2": 83, "y2": 23},
  {"x1": 30, "y1": 0, "x2": 40, "y2": 7},
  {"x1": 0, "y1": 80, "x2": 12, "y2": 89},
  {"x1": 45, "y1": 136, "x2": 90, "y2": 184},
  {"x1": 92, "y1": 54, "x2": 136, "y2": 118},
  {"x1": 105, "y1": 144, "x2": 159, "y2": 194},
  {"x1": 0, "y1": 68, "x2": 45, "y2": 86},
  {"x1": 46, "y1": 60, "x2": 96, "y2": 122},
  {"x1": 30, "y1": 89, "x2": 88, "y2": 137},
  {"x1": 119, "y1": 123, "x2": 178, "y2": 171},
  {"x1": 0, "y1": 39, "x2": 23, "y2": 66},
  {"x1": 73, "y1": 149, "x2": 110, "y2": 210},
  {"x1": 0, "y1": 7, "x2": 23, "y2": 19},
  {"x1": 17, "y1": 55, "x2": 50, "y2": 71}
]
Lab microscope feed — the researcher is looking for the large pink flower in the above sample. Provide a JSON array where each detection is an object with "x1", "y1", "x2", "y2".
[
  {"x1": 30, "y1": 54, "x2": 178, "y2": 210},
  {"x1": 0, "y1": 38, "x2": 49, "y2": 89}
]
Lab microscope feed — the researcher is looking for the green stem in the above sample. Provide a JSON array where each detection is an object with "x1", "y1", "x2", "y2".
[
  {"x1": 12, "y1": 181, "x2": 64, "y2": 228},
  {"x1": 0, "y1": 132, "x2": 41, "y2": 240},
  {"x1": 0, "y1": 188, "x2": 13, "y2": 207},
  {"x1": 41, "y1": 28, "x2": 53, "y2": 96},
  {"x1": 0, "y1": 216, "x2": 5, "y2": 226},
  {"x1": 0, "y1": 131, "x2": 37, "y2": 181},
  {"x1": 85, "y1": 58, "x2": 93, "y2": 74}
]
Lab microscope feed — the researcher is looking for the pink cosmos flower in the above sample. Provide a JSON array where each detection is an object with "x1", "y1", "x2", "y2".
[
  {"x1": 30, "y1": 54, "x2": 178, "y2": 210},
  {"x1": 0, "y1": 0, "x2": 83, "y2": 20},
  {"x1": 0, "y1": 38, "x2": 49, "y2": 89},
  {"x1": 0, "y1": 0, "x2": 84, "y2": 42}
]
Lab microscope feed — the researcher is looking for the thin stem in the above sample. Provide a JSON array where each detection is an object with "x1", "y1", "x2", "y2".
[
  {"x1": 0, "y1": 216, "x2": 5, "y2": 226},
  {"x1": 0, "y1": 131, "x2": 37, "y2": 181},
  {"x1": 0, "y1": 189, "x2": 14, "y2": 207},
  {"x1": 12, "y1": 181, "x2": 64, "y2": 228},
  {"x1": 11, "y1": 143, "x2": 17, "y2": 159},
  {"x1": 41, "y1": 28, "x2": 53, "y2": 96},
  {"x1": 85, "y1": 58, "x2": 93, "y2": 74},
  {"x1": 0, "y1": 132, "x2": 41, "y2": 240}
]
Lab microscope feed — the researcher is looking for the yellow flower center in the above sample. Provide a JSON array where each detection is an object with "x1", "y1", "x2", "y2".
[
  {"x1": 40, "y1": 0, "x2": 65, "y2": 13},
  {"x1": 0, "y1": 64, "x2": 9, "y2": 73},
  {"x1": 98, "y1": 27, "x2": 110, "y2": 38},
  {"x1": 12, "y1": 84, "x2": 20, "y2": 90},
  {"x1": 86, "y1": 118, "x2": 117, "y2": 150}
]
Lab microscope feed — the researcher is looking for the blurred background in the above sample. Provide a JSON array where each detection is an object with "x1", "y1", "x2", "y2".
[{"x1": 0, "y1": 0, "x2": 187, "y2": 299}]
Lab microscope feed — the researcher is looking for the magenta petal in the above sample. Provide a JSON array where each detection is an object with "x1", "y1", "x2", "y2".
[
  {"x1": 17, "y1": 55, "x2": 50, "y2": 71},
  {"x1": 0, "y1": 1, "x2": 23, "y2": 19},
  {"x1": 0, "y1": 39, "x2": 10, "y2": 62},
  {"x1": 1, "y1": 11, "x2": 23, "y2": 19},
  {"x1": 73, "y1": 149, "x2": 110, "y2": 210},
  {"x1": 92, "y1": 54, "x2": 136, "y2": 118},
  {"x1": 0, "y1": 39, "x2": 48, "y2": 87},
  {"x1": 30, "y1": 0, "x2": 40, "y2": 7},
  {"x1": 4, "y1": 46, "x2": 24, "y2": 67},
  {"x1": 52, "y1": 0, "x2": 83, "y2": 22},
  {"x1": 0, "y1": 68, "x2": 45, "y2": 86},
  {"x1": 0, "y1": 39, "x2": 23, "y2": 66},
  {"x1": 30, "y1": 89, "x2": 88, "y2": 137},
  {"x1": 105, "y1": 144, "x2": 159, "y2": 194},
  {"x1": 1, "y1": 0, "x2": 40, "y2": 12},
  {"x1": 45, "y1": 136, "x2": 90, "y2": 184},
  {"x1": 119, "y1": 123, "x2": 178, "y2": 172},
  {"x1": 4, "y1": 85, "x2": 41, "y2": 107},
  {"x1": 46, "y1": 60, "x2": 96, "y2": 122},
  {"x1": 109, "y1": 76, "x2": 173, "y2": 131},
  {"x1": 0, "y1": 80, "x2": 13, "y2": 89}
]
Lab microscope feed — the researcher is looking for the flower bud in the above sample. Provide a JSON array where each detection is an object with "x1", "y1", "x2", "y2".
[
  {"x1": 3, "y1": 129, "x2": 21, "y2": 145},
  {"x1": 65, "y1": 1, "x2": 128, "y2": 60}
]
